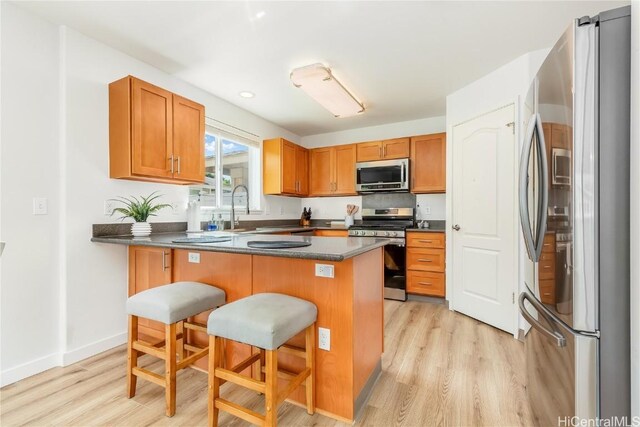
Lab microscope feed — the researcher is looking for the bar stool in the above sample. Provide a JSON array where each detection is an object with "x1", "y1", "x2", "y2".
[
  {"x1": 126, "y1": 281, "x2": 226, "y2": 417},
  {"x1": 206, "y1": 293, "x2": 317, "y2": 427}
]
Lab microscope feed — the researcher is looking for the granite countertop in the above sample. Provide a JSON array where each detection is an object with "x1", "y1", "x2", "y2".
[
  {"x1": 247, "y1": 225, "x2": 348, "y2": 234},
  {"x1": 91, "y1": 232, "x2": 386, "y2": 261},
  {"x1": 405, "y1": 226, "x2": 446, "y2": 233}
]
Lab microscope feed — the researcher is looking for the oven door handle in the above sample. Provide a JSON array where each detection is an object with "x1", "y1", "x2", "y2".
[{"x1": 401, "y1": 162, "x2": 406, "y2": 187}]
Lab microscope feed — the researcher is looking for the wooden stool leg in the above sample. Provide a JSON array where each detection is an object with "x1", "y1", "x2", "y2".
[
  {"x1": 208, "y1": 336, "x2": 221, "y2": 427},
  {"x1": 127, "y1": 315, "x2": 138, "y2": 398},
  {"x1": 165, "y1": 323, "x2": 177, "y2": 417},
  {"x1": 177, "y1": 320, "x2": 185, "y2": 362},
  {"x1": 305, "y1": 323, "x2": 316, "y2": 415},
  {"x1": 265, "y1": 349, "x2": 278, "y2": 427}
]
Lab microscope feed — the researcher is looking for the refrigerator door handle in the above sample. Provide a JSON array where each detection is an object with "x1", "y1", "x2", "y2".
[
  {"x1": 519, "y1": 292, "x2": 567, "y2": 347},
  {"x1": 519, "y1": 113, "x2": 539, "y2": 261},
  {"x1": 533, "y1": 113, "x2": 549, "y2": 260}
]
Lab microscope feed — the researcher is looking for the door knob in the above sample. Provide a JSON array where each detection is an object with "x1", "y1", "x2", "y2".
[{"x1": 452, "y1": 224, "x2": 461, "y2": 231}]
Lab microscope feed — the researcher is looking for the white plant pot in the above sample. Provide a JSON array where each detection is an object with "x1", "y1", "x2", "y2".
[{"x1": 131, "y1": 222, "x2": 152, "y2": 237}]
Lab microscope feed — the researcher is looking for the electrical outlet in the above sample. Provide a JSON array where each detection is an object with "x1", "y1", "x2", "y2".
[
  {"x1": 33, "y1": 198, "x2": 48, "y2": 215},
  {"x1": 318, "y1": 327, "x2": 331, "y2": 351},
  {"x1": 104, "y1": 200, "x2": 116, "y2": 216},
  {"x1": 279, "y1": 206, "x2": 284, "y2": 215},
  {"x1": 425, "y1": 206, "x2": 431, "y2": 215},
  {"x1": 188, "y1": 252, "x2": 200, "y2": 263},
  {"x1": 315, "y1": 264, "x2": 334, "y2": 278}
]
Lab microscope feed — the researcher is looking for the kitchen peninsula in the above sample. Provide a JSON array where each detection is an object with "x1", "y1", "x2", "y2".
[{"x1": 91, "y1": 232, "x2": 386, "y2": 422}]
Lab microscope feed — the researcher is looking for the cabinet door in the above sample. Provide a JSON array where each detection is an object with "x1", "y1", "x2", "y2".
[
  {"x1": 356, "y1": 141, "x2": 382, "y2": 162},
  {"x1": 296, "y1": 146, "x2": 309, "y2": 195},
  {"x1": 281, "y1": 139, "x2": 298, "y2": 194},
  {"x1": 382, "y1": 138, "x2": 410, "y2": 159},
  {"x1": 128, "y1": 246, "x2": 172, "y2": 340},
  {"x1": 173, "y1": 94, "x2": 205, "y2": 183},
  {"x1": 410, "y1": 133, "x2": 446, "y2": 193},
  {"x1": 309, "y1": 147, "x2": 332, "y2": 196},
  {"x1": 551, "y1": 123, "x2": 570, "y2": 149},
  {"x1": 131, "y1": 78, "x2": 173, "y2": 178},
  {"x1": 334, "y1": 144, "x2": 357, "y2": 195}
]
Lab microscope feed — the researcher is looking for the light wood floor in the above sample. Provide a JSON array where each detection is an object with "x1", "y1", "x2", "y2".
[{"x1": 0, "y1": 301, "x2": 533, "y2": 426}]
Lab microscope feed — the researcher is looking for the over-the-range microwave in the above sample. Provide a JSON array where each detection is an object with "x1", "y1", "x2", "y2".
[{"x1": 356, "y1": 158, "x2": 409, "y2": 193}]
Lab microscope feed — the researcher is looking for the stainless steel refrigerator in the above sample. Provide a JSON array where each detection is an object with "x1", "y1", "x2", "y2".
[{"x1": 518, "y1": 6, "x2": 631, "y2": 425}]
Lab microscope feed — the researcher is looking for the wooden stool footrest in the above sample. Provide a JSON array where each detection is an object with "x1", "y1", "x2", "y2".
[
  {"x1": 229, "y1": 353, "x2": 261, "y2": 374},
  {"x1": 132, "y1": 341, "x2": 166, "y2": 360},
  {"x1": 183, "y1": 321, "x2": 207, "y2": 333},
  {"x1": 215, "y1": 368, "x2": 266, "y2": 393},
  {"x1": 277, "y1": 368, "x2": 311, "y2": 405},
  {"x1": 279, "y1": 344, "x2": 306, "y2": 359},
  {"x1": 215, "y1": 398, "x2": 265, "y2": 425},
  {"x1": 132, "y1": 367, "x2": 165, "y2": 387},
  {"x1": 176, "y1": 346, "x2": 208, "y2": 370}
]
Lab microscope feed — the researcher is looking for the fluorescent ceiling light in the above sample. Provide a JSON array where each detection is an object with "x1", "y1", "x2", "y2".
[
  {"x1": 290, "y1": 63, "x2": 365, "y2": 118},
  {"x1": 239, "y1": 91, "x2": 255, "y2": 98}
]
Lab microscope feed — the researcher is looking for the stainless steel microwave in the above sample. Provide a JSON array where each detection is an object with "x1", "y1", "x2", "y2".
[
  {"x1": 552, "y1": 148, "x2": 571, "y2": 185},
  {"x1": 356, "y1": 158, "x2": 409, "y2": 193}
]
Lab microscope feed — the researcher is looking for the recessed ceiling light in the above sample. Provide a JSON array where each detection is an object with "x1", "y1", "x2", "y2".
[{"x1": 239, "y1": 91, "x2": 255, "y2": 99}]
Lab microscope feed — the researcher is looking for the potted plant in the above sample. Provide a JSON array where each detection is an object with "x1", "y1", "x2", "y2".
[{"x1": 111, "y1": 192, "x2": 172, "y2": 237}]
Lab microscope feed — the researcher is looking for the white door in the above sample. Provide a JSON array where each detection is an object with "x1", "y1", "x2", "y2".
[{"x1": 451, "y1": 104, "x2": 517, "y2": 334}]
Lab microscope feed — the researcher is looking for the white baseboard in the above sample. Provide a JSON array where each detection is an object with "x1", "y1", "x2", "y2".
[
  {"x1": 62, "y1": 331, "x2": 127, "y2": 366},
  {"x1": 0, "y1": 352, "x2": 61, "y2": 387}
]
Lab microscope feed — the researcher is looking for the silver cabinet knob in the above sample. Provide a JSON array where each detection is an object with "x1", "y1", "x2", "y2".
[{"x1": 452, "y1": 224, "x2": 461, "y2": 231}]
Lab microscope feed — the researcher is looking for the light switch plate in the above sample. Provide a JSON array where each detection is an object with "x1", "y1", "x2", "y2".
[
  {"x1": 318, "y1": 327, "x2": 330, "y2": 351},
  {"x1": 33, "y1": 198, "x2": 48, "y2": 215},
  {"x1": 188, "y1": 252, "x2": 200, "y2": 263},
  {"x1": 315, "y1": 264, "x2": 334, "y2": 278}
]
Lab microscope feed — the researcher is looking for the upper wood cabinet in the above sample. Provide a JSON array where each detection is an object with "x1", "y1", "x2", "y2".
[
  {"x1": 309, "y1": 144, "x2": 356, "y2": 196},
  {"x1": 355, "y1": 138, "x2": 410, "y2": 162},
  {"x1": 109, "y1": 76, "x2": 205, "y2": 184},
  {"x1": 410, "y1": 133, "x2": 446, "y2": 193},
  {"x1": 263, "y1": 138, "x2": 308, "y2": 197}
]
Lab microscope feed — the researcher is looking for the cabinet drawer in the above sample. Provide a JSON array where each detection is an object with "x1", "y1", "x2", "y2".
[
  {"x1": 407, "y1": 271, "x2": 445, "y2": 297},
  {"x1": 406, "y1": 248, "x2": 445, "y2": 272},
  {"x1": 314, "y1": 229, "x2": 348, "y2": 237},
  {"x1": 538, "y1": 258, "x2": 555, "y2": 280},
  {"x1": 406, "y1": 232, "x2": 445, "y2": 249},
  {"x1": 539, "y1": 252, "x2": 555, "y2": 262},
  {"x1": 542, "y1": 234, "x2": 556, "y2": 253},
  {"x1": 539, "y1": 279, "x2": 556, "y2": 304}
]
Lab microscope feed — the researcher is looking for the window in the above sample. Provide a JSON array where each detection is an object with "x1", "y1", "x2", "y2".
[{"x1": 194, "y1": 123, "x2": 261, "y2": 212}]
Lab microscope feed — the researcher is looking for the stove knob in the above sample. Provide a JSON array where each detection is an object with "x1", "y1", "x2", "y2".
[
  {"x1": 383, "y1": 231, "x2": 390, "y2": 237},
  {"x1": 357, "y1": 230, "x2": 364, "y2": 236},
  {"x1": 389, "y1": 231, "x2": 397, "y2": 237}
]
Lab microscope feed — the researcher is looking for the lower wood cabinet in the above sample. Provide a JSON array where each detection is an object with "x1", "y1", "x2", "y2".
[
  {"x1": 405, "y1": 232, "x2": 445, "y2": 297},
  {"x1": 314, "y1": 229, "x2": 348, "y2": 237},
  {"x1": 128, "y1": 246, "x2": 172, "y2": 340}
]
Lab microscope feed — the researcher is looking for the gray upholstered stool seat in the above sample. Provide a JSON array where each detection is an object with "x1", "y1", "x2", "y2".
[
  {"x1": 207, "y1": 293, "x2": 317, "y2": 350},
  {"x1": 127, "y1": 281, "x2": 226, "y2": 324}
]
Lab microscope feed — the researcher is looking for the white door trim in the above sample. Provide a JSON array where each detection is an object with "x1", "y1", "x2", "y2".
[{"x1": 446, "y1": 100, "x2": 520, "y2": 336}]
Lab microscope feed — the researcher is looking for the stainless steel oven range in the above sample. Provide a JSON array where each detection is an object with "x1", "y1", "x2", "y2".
[{"x1": 348, "y1": 207, "x2": 414, "y2": 301}]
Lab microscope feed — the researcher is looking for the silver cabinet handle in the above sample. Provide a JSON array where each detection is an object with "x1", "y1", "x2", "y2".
[
  {"x1": 162, "y1": 251, "x2": 170, "y2": 270},
  {"x1": 177, "y1": 156, "x2": 181, "y2": 174},
  {"x1": 417, "y1": 259, "x2": 433, "y2": 262},
  {"x1": 170, "y1": 154, "x2": 174, "y2": 174},
  {"x1": 418, "y1": 282, "x2": 433, "y2": 286},
  {"x1": 452, "y1": 224, "x2": 460, "y2": 231},
  {"x1": 379, "y1": 146, "x2": 382, "y2": 158},
  {"x1": 518, "y1": 292, "x2": 566, "y2": 347},
  {"x1": 384, "y1": 145, "x2": 387, "y2": 157},
  {"x1": 418, "y1": 240, "x2": 433, "y2": 243}
]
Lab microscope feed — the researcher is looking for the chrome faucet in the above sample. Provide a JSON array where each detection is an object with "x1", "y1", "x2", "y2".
[{"x1": 230, "y1": 184, "x2": 249, "y2": 230}]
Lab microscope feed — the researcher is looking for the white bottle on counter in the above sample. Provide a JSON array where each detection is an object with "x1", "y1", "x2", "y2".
[{"x1": 187, "y1": 199, "x2": 201, "y2": 233}]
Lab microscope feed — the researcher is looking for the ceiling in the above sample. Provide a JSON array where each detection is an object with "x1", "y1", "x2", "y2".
[{"x1": 16, "y1": 1, "x2": 628, "y2": 136}]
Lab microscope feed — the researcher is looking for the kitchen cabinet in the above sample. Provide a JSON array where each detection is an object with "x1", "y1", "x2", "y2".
[
  {"x1": 406, "y1": 232, "x2": 445, "y2": 297},
  {"x1": 539, "y1": 233, "x2": 556, "y2": 304},
  {"x1": 309, "y1": 144, "x2": 357, "y2": 196},
  {"x1": 263, "y1": 138, "x2": 308, "y2": 196},
  {"x1": 109, "y1": 76, "x2": 205, "y2": 184},
  {"x1": 128, "y1": 246, "x2": 172, "y2": 340},
  {"x1": 410, "y1": 133, "x2": 446, "y2": 193},
  {"x1": 355, "y1": 138, "x2": 410, "y2": 162},
  {"x1": 314, "y1": 229, "x2": 349, "y2": 237}
]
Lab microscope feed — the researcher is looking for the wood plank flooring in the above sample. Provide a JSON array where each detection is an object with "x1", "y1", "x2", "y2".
[{"x1": 0, "y1": 300, "x2": 533, "y2": 426}]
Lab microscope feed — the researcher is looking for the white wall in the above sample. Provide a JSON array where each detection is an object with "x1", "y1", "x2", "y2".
[
  {"x1": 630, "y1": 0, "x2": 639, "y2": 418},
  {"x1": 0, "y1": 3, "x2": 62, "y2": 385},
  {"x1": 300, "y1": 116, "x2": 447, "y2": 220},
  {"x1": 0, "y1": 2, "x2": 302, "y2": 385},
  {"x1": 445, "y1": 49, "x2": 548, "y2": 330}
]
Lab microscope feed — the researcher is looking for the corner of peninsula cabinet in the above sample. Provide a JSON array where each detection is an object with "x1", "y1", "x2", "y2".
[{"x1": 123, "y1": 240, "x2": 384, "y2": 422}]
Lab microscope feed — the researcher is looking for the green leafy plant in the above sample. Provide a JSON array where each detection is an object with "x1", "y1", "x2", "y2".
[{"x1": 110, "y1": 192, "x2": 172, "y2": 222}]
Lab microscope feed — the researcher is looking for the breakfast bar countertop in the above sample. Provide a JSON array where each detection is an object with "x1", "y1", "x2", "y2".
[{"x1": 91, "y1": 232, "x2": 387, "y2": 262}]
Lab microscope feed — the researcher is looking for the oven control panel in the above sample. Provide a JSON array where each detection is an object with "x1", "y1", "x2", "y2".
[{"x1": 348, "y1": 229, "x2": 405, "y2": 238}]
